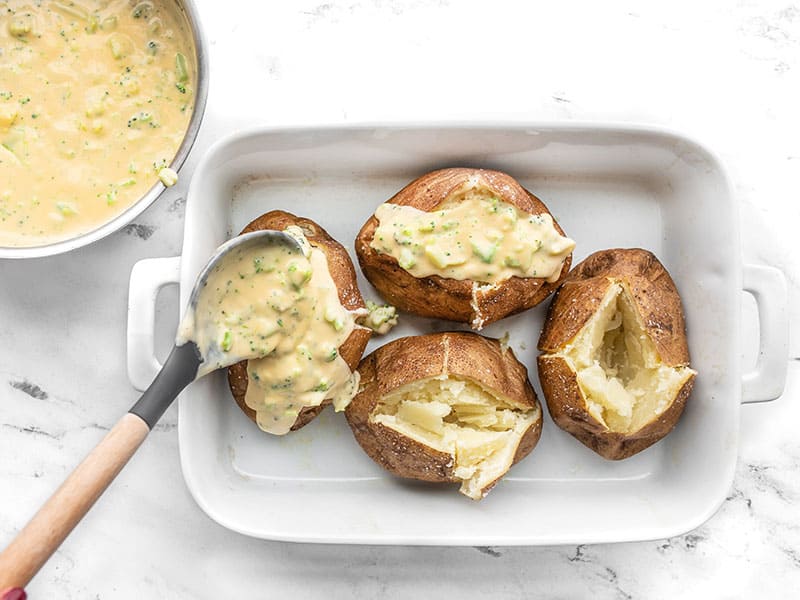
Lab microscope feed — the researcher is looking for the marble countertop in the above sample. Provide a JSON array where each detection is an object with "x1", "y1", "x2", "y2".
[{"x1": 1, "y1": 0, "x2": 798, "y2": 597}]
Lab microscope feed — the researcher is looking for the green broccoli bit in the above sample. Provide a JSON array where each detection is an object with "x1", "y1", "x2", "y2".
[
  {"x1": 287, "y1": 261, "x2": 312, "y2": 289},
  {"x1": 175, "y1": 52, "x2": 189, "y2": 82},
  {"x1": 471, "y1": 240, "x2": 498, "y2": 264},
  {"x1": 312, "y1": 381, "x2": 330, "y2": 392},
  {"x1": 398, "y1": 248, "x2": 416, "y2": 270},
  {"x1": 221, "y1": 331, "x2": 233, "y2": 352},
  {"x1": 56, "y1": 202, "x2": 78, "y2": 216},
  {"x1": 393, "y1": 227, "x2": 415, "y2": 246}
]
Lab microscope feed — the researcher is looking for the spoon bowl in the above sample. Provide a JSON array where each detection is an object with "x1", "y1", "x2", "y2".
[
  {"x1": 189, "y1": 230, "x2": 303, "y2": 310},
  {"x1": 183, "y1": 230, "x2": 303, "y2": 376},
  {"x1": 130, "y1": 229, "x2": 303, "y2": 427}
]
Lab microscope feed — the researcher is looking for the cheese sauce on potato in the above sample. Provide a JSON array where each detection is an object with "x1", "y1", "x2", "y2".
[
  {"x1": 0, "y1": 0, "x2": 195, "y2": 247},
  {"x1": 182, "y1": 227, "x2": 361, "y2": 435},
  {"x1": 370, "y1": 188, "x2": 575, "y2": 284}
]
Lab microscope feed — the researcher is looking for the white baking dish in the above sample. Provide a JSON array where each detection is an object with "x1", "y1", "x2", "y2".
[{"x1": 127, "y1": 124, "x2": 788, "y2": 545}]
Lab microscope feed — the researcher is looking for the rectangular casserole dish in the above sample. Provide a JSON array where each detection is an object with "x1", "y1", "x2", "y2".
[{"x1": 127, "y1": 124, "x2": 787, "y2": 545}]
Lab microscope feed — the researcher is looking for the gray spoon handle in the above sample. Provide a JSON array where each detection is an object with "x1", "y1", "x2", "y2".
[{"x1": 129, "y1": 342, "x2": 201, "y2": 427}]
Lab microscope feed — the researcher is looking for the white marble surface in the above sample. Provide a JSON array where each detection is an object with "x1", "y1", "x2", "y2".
[{"x1": 1, "y1": 0, "x2": 799, "y2": 597}]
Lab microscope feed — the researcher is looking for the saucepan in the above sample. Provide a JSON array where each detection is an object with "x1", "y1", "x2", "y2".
[{"x1": 0, "y1": 0, "x2": 208, "y2": 259}]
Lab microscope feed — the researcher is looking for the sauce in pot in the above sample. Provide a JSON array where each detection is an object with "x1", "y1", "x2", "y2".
[{"x1": 0, "y1": 0, "x2": 196, "y2": 247}]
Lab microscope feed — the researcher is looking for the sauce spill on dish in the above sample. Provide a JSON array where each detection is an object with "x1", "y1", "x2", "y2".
[{"x1": 0, "y1": 0, "x2": 196, "y2": 247}]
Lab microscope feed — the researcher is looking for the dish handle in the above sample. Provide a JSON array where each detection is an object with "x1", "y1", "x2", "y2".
[
  {"x1": 741, "y1": 264, "x2": 789, "y2": 404},
  {"x1": 127, "y1": 256, "x2": 182, "y2": 392}
]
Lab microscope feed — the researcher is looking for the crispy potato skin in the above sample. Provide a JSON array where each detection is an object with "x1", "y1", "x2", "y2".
[
  {"x1": 345, "y1": 332, "x2": 543, "y2": 494},
  {"x1": 355, "y1": 168, "x2": 572, "y2": 329},
  {"x1": 537, "y1": 248, "x2": 695, "y2": 460},
  {"x1": 227, "y1": 210, "x2": 371, "y2": 432}
]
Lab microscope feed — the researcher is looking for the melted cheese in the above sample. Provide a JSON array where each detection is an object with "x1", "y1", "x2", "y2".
[
  {"x1": 370, "y1": 186, "x2": 574, "y2": 285},
  {"x1": 0, "y1": 0, "x2": 195, "y2": 247}
]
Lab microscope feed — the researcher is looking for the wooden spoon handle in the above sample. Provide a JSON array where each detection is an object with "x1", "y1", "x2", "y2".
[{"x1": 0, "y1": 413, "x2": 150, "y2": 589}]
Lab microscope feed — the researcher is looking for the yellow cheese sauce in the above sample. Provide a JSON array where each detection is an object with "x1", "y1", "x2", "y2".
[
  {"x1": 0, "y1": 0, "x2": 196, "y2": 247},
  {"x1": 370, "y1": 188, "x2": 575, "y2": 285},
  {"x1": 181, "y1": 227, "x2": 363, "y2": 436}
]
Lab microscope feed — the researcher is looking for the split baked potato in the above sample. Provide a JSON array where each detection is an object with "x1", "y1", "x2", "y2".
[
  {"x1": 537, "y1": 248, "x2": 696, "y2": 460},
  {"x1": 227, "y1": 210, "x2": 371, "y2": 432},
  {"x1": 346, "y1": 332, "x2": 543, "y2": 499},
  {"x1": 355, "y1": 168, "x2": 574, "y2": 329}
]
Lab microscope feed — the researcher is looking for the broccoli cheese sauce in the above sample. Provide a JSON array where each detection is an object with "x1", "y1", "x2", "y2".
[
  {"x1": 0, "y1": 0, "x2": 196, "y2": 247},
  {"x1": 370, "y1": 189, "x2": 575, "y2": 285},
  {"x1": 179, "y1": 227, "x2": 361, "y2": 436}
]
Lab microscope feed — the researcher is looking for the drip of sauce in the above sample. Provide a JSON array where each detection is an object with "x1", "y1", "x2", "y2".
[
  {"x1": 178, "y1": 227, "x2": 361, "y2": 435},
  {"x1": 0, "y1": 0, "x2": 196, "y2": 247},
  {"x1": 370, "y1": 188, "x2": 575, "y2": 285}
]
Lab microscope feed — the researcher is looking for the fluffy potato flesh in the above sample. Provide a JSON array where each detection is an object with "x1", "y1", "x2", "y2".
[
  {"x1": 562, "y1": 281, "x2": 695, "y2": 433},
  {"x1": 370, "y1": 377, "x2": 535, "y2": 499}
]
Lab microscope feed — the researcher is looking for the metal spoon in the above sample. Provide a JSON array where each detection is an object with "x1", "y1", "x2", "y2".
[{"x1": 0, "y1": 230, "x2": 302, "y2": 592}]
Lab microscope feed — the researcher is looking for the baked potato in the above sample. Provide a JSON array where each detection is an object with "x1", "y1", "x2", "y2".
[
  {"x1": 537, "y1": 248, "x2": 697, "y2": 460},
  {"x1": 346, "y1": 332, "x2": 543, "y2": 500},
  {"x1": 355, "y1": 168, "x2": 574, "y2": 330},
  {"x1": 227, "y1": 210, "x2": 371, "y2": 433}
]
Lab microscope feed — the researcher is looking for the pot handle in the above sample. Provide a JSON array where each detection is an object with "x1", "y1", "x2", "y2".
[
  {"x1": 127, "y1": 256, "x2": 181, "y2": 392},
  {"x1": 741, "y1": 264, "x2": 789, "y2": 404}
]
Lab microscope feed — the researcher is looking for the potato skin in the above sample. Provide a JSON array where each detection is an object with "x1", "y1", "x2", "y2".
[
  {"x1": 355, "y1": 168, "x2": 572, "y2": 329},
  {"x1": 227, "y1": 210, "x2": 371, "y2": 432},
  {"x1": 537, "y1": 248, "x2": 695, "y2": 460},
  {"x1": 345, "y1": 332, "x2": 543, "y2": 495}
]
